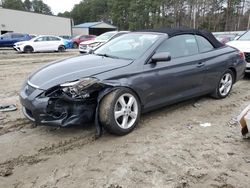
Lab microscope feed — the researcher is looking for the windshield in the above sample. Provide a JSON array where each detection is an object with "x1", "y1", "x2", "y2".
[
  {"x1": 94, "y1": 33, "x2": 161, "y2": 60},
  {"x1": 95, "y1": 32, "x2": 116, "y2": 41},
  {"x1": 238, "y1": 30, "x2": 250, "y2": 41}
]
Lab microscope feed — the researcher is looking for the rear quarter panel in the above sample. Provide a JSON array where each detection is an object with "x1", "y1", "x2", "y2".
[{"x1": 202, "y1": 46, "x2": 245, "y2": 92}]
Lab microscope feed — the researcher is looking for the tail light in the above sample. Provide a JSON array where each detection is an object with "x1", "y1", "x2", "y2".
[{"x1": 239, "y1": 51, "x2": 245, "y2": 58}]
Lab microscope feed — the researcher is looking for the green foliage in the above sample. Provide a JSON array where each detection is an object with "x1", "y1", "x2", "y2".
[
  {"x1": 2, "y1": 0, "x2": 52, "y2": 15},
  {"x1": 23, "y1": 0, "x2": 32, "y2": 11},
  {"x1": 3, "y1": 0, "x2": 250, "y2": 31},
  {"x1": 2, "y1": 0, "x2": 25, "y2": 11},
  {"x1": 32, "y1": 0, "x2": 52, "y2": 15}
]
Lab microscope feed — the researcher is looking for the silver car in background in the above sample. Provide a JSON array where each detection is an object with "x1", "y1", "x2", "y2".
[{"x1": 79, "y1": 31, "x2": 129, "y2": 53}]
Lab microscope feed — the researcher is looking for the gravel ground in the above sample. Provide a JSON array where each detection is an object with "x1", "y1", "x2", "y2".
[{"x1": 0, "y1": 49, "x2": 250, "y2": 188}]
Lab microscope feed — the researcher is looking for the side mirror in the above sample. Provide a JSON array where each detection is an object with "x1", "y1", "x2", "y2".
[{"x1": 151, "y1": 52, "x2": 171, "y2": 63}]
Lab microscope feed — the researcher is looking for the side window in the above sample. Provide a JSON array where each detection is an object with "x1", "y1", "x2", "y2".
[
  {"x1": 196, "y1": 35, "x2": 214, "y2": 53},
  {"x1": 80, "y1": 36, "x2": 87, "y2": 39},
  {"x1": 13, "y1": 34, "x2": 24, "y2": 39},
  {"x1": 49, "y1": 37, "x2": 60, "y2": 41},
  {"x1": 156, "y1": 34, "x2": 199, "y2": 59},
  {"x1": 35, "y1": 37, "x2": 46, "y2": 42}
]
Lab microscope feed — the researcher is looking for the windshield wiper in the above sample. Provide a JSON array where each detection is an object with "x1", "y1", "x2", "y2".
[{"x1": 94, "y1": 53, "x2": 120, "y2": 59}]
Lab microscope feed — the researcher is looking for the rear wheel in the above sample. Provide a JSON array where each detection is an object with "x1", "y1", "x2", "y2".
[
  {"x1": 73, "y1": 42, "x2": 78, "y2": 49},
  {"x1": 24, "y1": 46, "x2": 33, "y2": 53},
  {"x1": 58, "y1": 45, "x2": 66, "y2": 52},
  {"x1": 211, "y1": 70, "x2": 234, "y2": 99},
  {"x1": 99, "y1": 88, "x2": 141, "y2": 136}
]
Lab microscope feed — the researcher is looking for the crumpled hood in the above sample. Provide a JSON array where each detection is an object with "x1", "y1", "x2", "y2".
[
  {"x1": 227, "y1": 40, "x2": 250, "y2": 53},
  {"x1": 29, "y1": 54, "x2": 133, "y2": 90}
]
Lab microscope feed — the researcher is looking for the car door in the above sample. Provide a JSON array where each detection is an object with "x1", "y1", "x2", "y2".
[
  {"x1": 142, "y1": 34, "x2": 207, "y2": 110},
  {"x1": 32, "y1": 36, "x2": 48, "y2": 51},
  {"x1": 195, "y1": 35, "x2": 218, "y2": 92},
  {"x1": 47, "y1": 36, "x2": 61, "y2": 51}
]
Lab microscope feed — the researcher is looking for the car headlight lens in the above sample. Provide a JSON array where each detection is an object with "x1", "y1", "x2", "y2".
[
  {"x1": 15, "y1": 43, "x2": 23, "y2": 46},
  {"x1": 60, "y1": 77, "x2": 98, "y2": 99}
]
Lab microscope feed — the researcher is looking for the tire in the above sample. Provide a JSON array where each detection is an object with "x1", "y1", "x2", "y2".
[
  {"x1": 58, "y1": 45, "x2": 66, "y2": 52},
  {"x1": 24, "y1": 46, "x2": 33, "y2": 53},
  {"x1": 73, "y1": 42, "x2": 78, "y2": 49},
  {"x1": 211, "y1": 69, "x2": 234, "y2": 99},
  {"x1": 99, "y1": 88, "x2": 141, "y2": 136}
]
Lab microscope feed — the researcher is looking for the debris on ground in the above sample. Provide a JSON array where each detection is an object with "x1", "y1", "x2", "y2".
[
  {"x1": 237, "y1": 104, "x2": 250, "y2": 136},
  {"x1": 193, "y1": 102, "x2": 201, "y2": 108},
  {"x1": 185, "y1": 124, "x2": 193, "y2": 130},
  {"x1": 227, "y1": 117, "x2": 238, "y2": 127},
  {"x1": 0, "y1": 104, "x2": 17, "y2": 112},
  {"x1": 200, "y1": 123, "x2": 212, "y2": 127}
]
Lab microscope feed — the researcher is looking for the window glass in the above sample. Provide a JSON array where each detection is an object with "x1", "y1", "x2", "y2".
[
  {"x1": 0, "y1": 33, "x2": 11, "y2": 39},
  {"x1": 237, "y1": 30, "x2": 250, "y2": 40},
  {"x1": 95, "y1": 33, "x2": 160, "y2": 60},
  {"x1": 196, "y1": 35, "x2": 214, "y2": 53},
  {"x1": 80, "y1": 35, "x2": 87, "y2": 39},
  {"x1": 156, "y1": 34, "x2": 199, "y2": 58},
  {"x1": 35, "y1": 37, "x2": 46, "y2": 42},
  {"x1": 12, "y1": 34, "x2": 24, "y2": 38},
  {"x1": 49, "y1": 36, "x2": 60, "y2": 41}
]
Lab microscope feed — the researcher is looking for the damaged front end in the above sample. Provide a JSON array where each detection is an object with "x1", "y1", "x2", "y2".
[{"x1": 20, "y1": 78, "x2": 111, "y2": 132}]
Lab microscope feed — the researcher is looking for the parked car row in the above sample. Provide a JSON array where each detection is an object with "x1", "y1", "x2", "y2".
[{"x1": 0, "y1": 31, "x2": 130, "y2": 53}]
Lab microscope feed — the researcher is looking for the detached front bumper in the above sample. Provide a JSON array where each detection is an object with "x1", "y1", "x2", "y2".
[{"x1": 20, "y1": 85, "x2": 96, "y2": 127}]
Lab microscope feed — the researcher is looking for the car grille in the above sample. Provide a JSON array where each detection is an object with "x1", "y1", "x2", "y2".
[
  {"x1": 244, "y1": 52, "x2": 250, "y2": 63},
  {"x1": 25, "y1": 84, "x2": 36, "y2": 95}
]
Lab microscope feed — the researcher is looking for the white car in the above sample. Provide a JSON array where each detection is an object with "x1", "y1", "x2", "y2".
[
  {"x1": 79, "y1": 31, "x2": 129, "y2": 53},
  {"x1": 227, "y1": 30, "x2": 250, "y2": 73},
  {"x1": 14, "y1": 35, "x2": 66, "y2": 53}
]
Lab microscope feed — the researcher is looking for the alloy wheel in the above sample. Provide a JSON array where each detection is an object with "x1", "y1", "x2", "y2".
[
  {"x1": 219, "y1": 73, "x2": 233, "y2": 96},
  {"x1": 114, "y1": 93, "x2": 138, "y2": 129}
]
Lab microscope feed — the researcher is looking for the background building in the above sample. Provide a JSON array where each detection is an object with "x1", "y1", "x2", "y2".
[
  {"x1": 73, "y1": 22, "x2": 117, "y2": 36},
  {"x1": 0, "y1": 7, "x2": 72, "y2": 36}
]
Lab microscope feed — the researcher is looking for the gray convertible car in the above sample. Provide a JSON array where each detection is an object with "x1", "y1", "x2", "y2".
[{"x1": 20, "y1": 28, "x2": 246, "y2": 136}]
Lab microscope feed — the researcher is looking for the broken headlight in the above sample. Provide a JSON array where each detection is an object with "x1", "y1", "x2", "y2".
[{"x1": 60, "y1": 77, "x2": 99, "y2": 99}]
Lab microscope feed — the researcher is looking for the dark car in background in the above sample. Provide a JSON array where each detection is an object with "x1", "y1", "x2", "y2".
[
  {"x1": 71, "y1": 35, "x2": 96, "y2": 48},
  {"x1": 0, "y1": 33, "x2": 31, "y2": 47},
  {"x1": 20, "y1": 28, "x2": 246, "y2": 136}
]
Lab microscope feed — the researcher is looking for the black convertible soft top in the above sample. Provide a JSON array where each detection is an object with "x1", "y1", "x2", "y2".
[{"x1": 138, "y1": 28, "x2": 223, "y2": 48}]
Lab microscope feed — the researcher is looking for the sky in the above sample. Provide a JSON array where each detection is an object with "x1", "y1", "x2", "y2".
[{"x1": 42, "y1": 0, "x2": 82, "y2": 15}]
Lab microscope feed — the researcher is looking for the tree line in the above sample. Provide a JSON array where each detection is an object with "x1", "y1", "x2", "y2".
[
  {"x1": 1, "y1": 0, "x2": 52, "y2": 15},
  {"x1": 58, "y1": 0, "x2": 250, "y2": 32},
  {"x1": 2, "y1": 0, "x2": 250, "y2": 32}
]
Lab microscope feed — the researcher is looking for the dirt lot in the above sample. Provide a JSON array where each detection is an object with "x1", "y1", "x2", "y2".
[{"x1": 0, "y1": 49, "x2": 250, "y2": 188}]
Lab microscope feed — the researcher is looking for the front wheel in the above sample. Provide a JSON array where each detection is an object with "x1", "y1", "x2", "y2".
[
  {"x1": 58, "y1": 45, "x2": 66, "y2": 52},
  {"x1": 211, "y1": 70, "x2": 234, "y2": 99},
  {"x1": 73, "y1": 42, "x2": 78, "y2": 49},
  {"x1": 24, "y1": 46, "x2": 34, "y2": 53},
  {"x1": 99, "y1": 88, "x2": 141, "y2": 136}
]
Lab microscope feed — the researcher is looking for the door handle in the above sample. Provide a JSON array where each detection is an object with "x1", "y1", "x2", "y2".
[{"x1": 197, "y1": 62, "x2": 205, "y2": 68}]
